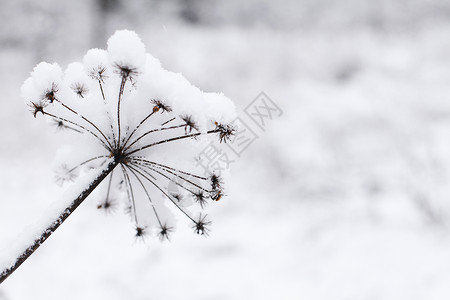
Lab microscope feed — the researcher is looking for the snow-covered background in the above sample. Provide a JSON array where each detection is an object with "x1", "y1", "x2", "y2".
[{"x1": 2, "y1": 0, "x2": 450, "y2": 299}]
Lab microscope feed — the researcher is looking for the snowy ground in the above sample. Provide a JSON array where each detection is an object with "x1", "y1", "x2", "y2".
[{"x1": 2, "y1": 10, "x2": 450, "y2": 300}]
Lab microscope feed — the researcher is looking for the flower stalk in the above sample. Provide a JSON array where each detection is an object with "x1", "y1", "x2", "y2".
[
  {"x1": 0, "y1": 159, "x2": 119, "y2": 284},
  {"x1": 6, "y1": 29, "x2": 236, "y2": 284}
]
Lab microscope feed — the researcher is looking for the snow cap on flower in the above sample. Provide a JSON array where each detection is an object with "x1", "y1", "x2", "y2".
[
  {"x1": 22, "y1": 29, "x2": 237, "y2": 241},
  {"x1": 83, "y1": 48, "x2": 110, "y2": 81},
  {"x1": 65, "y1": 63, "x2": 90, "y2": 98},
  {"x1": 138, "y1": 54, "x2": 236, "y2": 133},
  {"x1": 107, "y1": 30, "x2": 146, "y2": 73},
  {"x1": 21, "y1": 62, "x2": 63, "y2": 106}
]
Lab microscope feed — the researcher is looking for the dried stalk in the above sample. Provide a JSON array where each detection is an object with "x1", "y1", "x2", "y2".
[{"x1": 0, "y1": 159, "x2": 119, "y2": 284}]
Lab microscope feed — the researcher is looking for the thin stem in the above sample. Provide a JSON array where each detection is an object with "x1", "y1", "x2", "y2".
[
  {"x1": 161, "y1": 117, "x2": 176, "y2": 126},
  {"x1": 0, "y1": 159, "x2": 119, "y2": 284},
  {"x1": 120, "y1": 164, "x2": 138, "y2": 224},
  {"x1": 68, "y1": 155, "x2": 109, "y2": 174},
  {"x1": 132, "y1": 160, "x2": 209, "y2": 194},
  {"x1": 98, "y1": 80, "x2": 117, "y2": 149},
  {"x1": 131, "y1": 157, "x2": 208, "y2": 180},
  {"x1": 105, "y1": 169, "x2": 114, "y2": 201},
  {"x1": 121, "y1": 111, "x2": 155, "y2": 150},
  {"x1": 52, "y1": 119, "x2": 83, "y2": 133},
  {"x1": 123, "y1": 123, "x2": 186, "y2": 153},
  {"x1": 132, "y1": 162, "x2": 197, "y2": 196},
  {"x1": 44, "y1": 112, "x2": 111, "y2": 151},
  {"x1": 127, "y1": 164, "x2": 196, "y2": 223},
  {"x1": 126, "y1": 129, "x2": 219, "y2": 157},
  {"x1": 126, "y1": 165, "x2": 163, "y2": 227},
  {"x1": 55, "y1": 99, "x2": 113, "y2": 150},
  {"x1": 117, "y1": 76, "x2": 127, "y2": 149},
  {"x1": 98, "y1": 80, "x2": 106, "y2": 102}
]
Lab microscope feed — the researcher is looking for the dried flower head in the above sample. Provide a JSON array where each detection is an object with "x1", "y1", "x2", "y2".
[
  {"x1": 71, "y1": 83, "x2": 89, "y2": 98},
  {"x1": 193, "y1": 191, "x2": 208, "y2": 209},
  {"x1": 157, "y1": 223, "x2": 173, "y2": 241},
  {"x1": 181, "y1": 115, "x2": 199, "y2": 134},
  {"x1": 151, "y1": 99, "x2": 172, "y2": 113},
  {"x1": 42, "y1": 83, "x2": 58, "y2": 103},
  {"x1": 134, "y1": 226, "x2": 148, "y2": 242},
  {"x1": 193, "y1": 213, "x2": 211, "y2": 236},
  {"x1": 215, "y1": 123, "x2": 236, "y2": 143},
  {"x1": 21, "y1": 30, "x2": 236, "y2": 241}
]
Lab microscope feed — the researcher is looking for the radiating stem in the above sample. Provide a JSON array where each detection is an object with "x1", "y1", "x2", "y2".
[
  {"x1": 123, "y1": 123, "x2": 186, "y2": 153},
  {"x1": 98, "y1": 79, "x2": 117, "y2": 149},
  {"x1": 55, "y1": 100, "x2": 114, "y2": 150},
  {"x1": 127, "y1": 165, "x2": 163, "y2": 227},
  {"x1": 132, "y1": 161, "x2": 208, "y2": 194},
  {"x1": 125, "y1": 129, "x2": 220, "y2": 156},
  {"x1": 127, "y1": 164, "x2": 196, "y2": 223},
  {"x1": 44, "y1": 112, "x2": 111, "y2": 151},
  {"x1": 131, "y1": 157, "x2": 208, "y2": 180},
  {"x1": 121, "y1": 111, "x2": 155, "y2": 150},
  {"x1": 117, "y1": 75, "x2": 127, "y2": 149}
]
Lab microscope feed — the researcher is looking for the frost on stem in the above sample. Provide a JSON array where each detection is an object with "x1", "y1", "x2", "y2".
[{"x1": 21, "y1": 29, "x2": 237, "y2": 242}]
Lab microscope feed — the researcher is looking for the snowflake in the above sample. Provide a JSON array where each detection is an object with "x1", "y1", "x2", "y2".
[{"x1": 21, "y1": 30, "x2": 236, "y2": 241}]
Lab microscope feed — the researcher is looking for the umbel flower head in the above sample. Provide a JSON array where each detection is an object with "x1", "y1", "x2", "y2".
[{"x1": 21, "y1": 30, "x2": 236, "y2": 241}]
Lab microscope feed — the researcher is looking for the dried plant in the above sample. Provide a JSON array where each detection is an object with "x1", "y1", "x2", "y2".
[{"x1": 0, "y1": 30, "x2": 235, "y2": 283}]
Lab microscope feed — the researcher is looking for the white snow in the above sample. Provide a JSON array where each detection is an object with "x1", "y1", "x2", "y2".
[
  {"x1": 21, "y1": 62, "x2": 63, "y2": 107},
  {"x1": 2, "y1": 3, "x2": 450, "y2": 300},
  {"x1": 0, "y1": 159, "x2": 113, "y2": 272},
  {"x1": 15, "y1": 29, "x2": 237, "y2": 250},
  {"x1": 107, "y1": 30, "x2": 146, "y2": 72}
]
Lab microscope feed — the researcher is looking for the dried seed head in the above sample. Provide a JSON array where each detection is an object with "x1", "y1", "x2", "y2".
[
  {"x1": 210, "y1": 174, "x2": 224, "y2": 201},
  {"x1": 181, "y1": 115, "x2": 199, "y2": 133},
  {"x1": 53, "y1": 119, "x2": 66, "y2": 131},
  {"x1": 29, "y1": 102, "x2": 45, "y2": 118},
  {"x1": 157, "y1": 224, "x2": 173, "y2": 241},
  {"x1": 210, "y1": 190, "x2": 223, "y2": 202},
  {"x1": 54, "y1": 164, "x2": 77, "y2": 186},
  {"x1": 172, "y1": 193, "x2": 183, "y2": 202},
  {"x1": 114, "y1": 63, "x2": 138, "y2": 80},
  {"x1": 193, "y1": 191, "x2": 208, "y2": 208},
  {"x1": 215, "y1": 123, "x2": 236, "y2": 143},
  {"x1": 134, "y1": 226, "x2": 147, "y2": 242},
  {"x1": 151, "y1": 99, "x2": 172, "y2": 113},
  {"x1": 42, "y1": 83, "x2": 58, "y2": 103},
  {"x1": 87, "y1": 66, "x2": 107, "y2": 82},
  {"x1": 71, "y1": 82, "x2": 89, "y2": 98},
  {"x1": 210, "y1": 174, "x2": 222, "y2": 191},
  {"x1": 193, "y1": 214, "x2": 211, "y2": 236},
  {"x1": 97, "y1": 198, "x2": 117, "y2": 214}
]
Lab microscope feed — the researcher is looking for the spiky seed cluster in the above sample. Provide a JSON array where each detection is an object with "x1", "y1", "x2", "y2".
[
  {"x1": 97, "y1": 198, "x2": 116, "y2": 213},
  {"x1": 151, "y1": 99, "x2": 172, "y2": 113},
  {"x1": 71, "y1": 83, "x2": 89, "y2": 98},
  {"x1": 114, "y1": 63, "x2": 138, "y2": 81},
  {"x1": 157, "y1": 223, "x2": 173, "y2": 241},
  {"x1": 215, "y1": 123, "x2": 236, "y2": 143},
  {"x1": 210, "y1": 174, "x2": 224, "y2": 201},
  {"x1": 42, "y1": 83, "x2": 58, "y2": 103},
  {"x1": 181, "y1": 115, "x2": 199, "y2": 134},
  {"x1": 22, "y1": 30, "x2": 236, "y2": 242},
  {"x1": 193, "y1": 191, "x2": 208, "y2": 209},
  {"x1": 30, "y1": 102, "x2": 44, "y2": 118},
  {"x1": 193, "y1": 214, "x2": 211, "y2": 236},
  {"x1": 54, "y1": 164, "x2": 77, "y2": 185},
  {"x1": 134, "y1": 226, "x2": 147, "y2": 242}
]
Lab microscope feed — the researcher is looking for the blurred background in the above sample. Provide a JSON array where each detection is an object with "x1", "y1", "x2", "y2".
[{"x1": 2, "y1": 0, "x2": 450, "y2": 299}]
